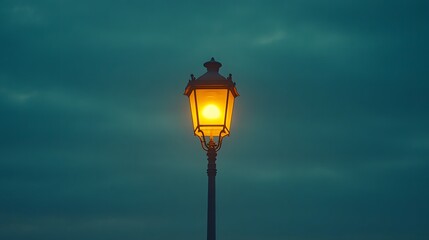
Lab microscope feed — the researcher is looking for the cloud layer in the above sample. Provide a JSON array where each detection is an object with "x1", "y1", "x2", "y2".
[{"x1": 1, "y1": 1, "x2": 428, "y2": 239}]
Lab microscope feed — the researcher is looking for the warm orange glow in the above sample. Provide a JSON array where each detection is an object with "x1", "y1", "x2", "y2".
[
  {"x1": 188, "y1": 89, "x2": 235, "y2": 138},
  {"x1": 202, "y1": 104, "x2": 221, "y2": 120}
]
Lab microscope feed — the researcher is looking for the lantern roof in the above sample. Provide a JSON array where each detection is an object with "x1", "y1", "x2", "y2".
[{"x1": 184, "y1": 58, "x2": 239, "y2": 97}]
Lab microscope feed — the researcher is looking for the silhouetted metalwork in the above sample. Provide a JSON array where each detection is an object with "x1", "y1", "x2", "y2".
[
  {"x1": 184, "y1": 58, "x2": 239, "y2": 240},
  {"x1": 184, "y1": 57, "x2": 239, "y2": 150},
  {"x1": 207, "y1": 139, "x2": 217, "y2": 240}
]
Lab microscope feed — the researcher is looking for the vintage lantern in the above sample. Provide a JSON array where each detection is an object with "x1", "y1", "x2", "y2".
[{"x1": 184, "y1": 58, "x2": 239, "y2": 151}]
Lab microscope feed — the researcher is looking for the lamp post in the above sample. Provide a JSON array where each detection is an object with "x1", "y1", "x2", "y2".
[{"x1": 184, "y1": 58, "x2": 239, "y2": 240}]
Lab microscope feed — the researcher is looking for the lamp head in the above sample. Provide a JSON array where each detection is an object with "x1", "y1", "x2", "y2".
[{"x1": 184, "y1": 58, "x2": 239, "y2": 151}]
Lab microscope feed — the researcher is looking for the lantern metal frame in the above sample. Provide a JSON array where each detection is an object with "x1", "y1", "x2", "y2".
[{"x1": 184, "y1": 58, "x2": 239, "y2": 152}]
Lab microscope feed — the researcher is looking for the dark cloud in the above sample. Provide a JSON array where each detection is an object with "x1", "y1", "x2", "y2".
[{"x1": 1, "y1": 0, "x2": 428, "y2": 239}]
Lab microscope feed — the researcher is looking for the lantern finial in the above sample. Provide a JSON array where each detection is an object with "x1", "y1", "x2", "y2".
[{"x1": 204, "y1": 58, "x2": 222, "y2": 72}]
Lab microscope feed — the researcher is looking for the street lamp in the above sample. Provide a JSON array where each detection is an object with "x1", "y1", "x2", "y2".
[{"x1": 184, "y1": 58, "x2": 239, "y2": 240}]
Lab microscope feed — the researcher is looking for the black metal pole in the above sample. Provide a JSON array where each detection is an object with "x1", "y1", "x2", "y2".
[{"x1": 207, "y1": 141, "x2": 217, "y2": 240}]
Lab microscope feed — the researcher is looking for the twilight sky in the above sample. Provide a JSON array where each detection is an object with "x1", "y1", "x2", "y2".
[{"x1": 1, "y1": 0, "x2": 429, "y2": 239}]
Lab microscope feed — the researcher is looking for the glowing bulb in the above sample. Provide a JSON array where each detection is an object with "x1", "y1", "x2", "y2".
[{"x1": 202, "y1": 104, "x2": 221, "y2": 119}]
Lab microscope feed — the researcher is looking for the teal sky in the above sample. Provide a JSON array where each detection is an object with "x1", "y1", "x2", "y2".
[{"x1": 1, "y1": 1, "x2": 428, "y2": 239}]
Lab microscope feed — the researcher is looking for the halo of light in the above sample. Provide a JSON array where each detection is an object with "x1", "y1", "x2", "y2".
[{"x1": 202, "y1": 104, "x2": 221, "y2": 119}]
